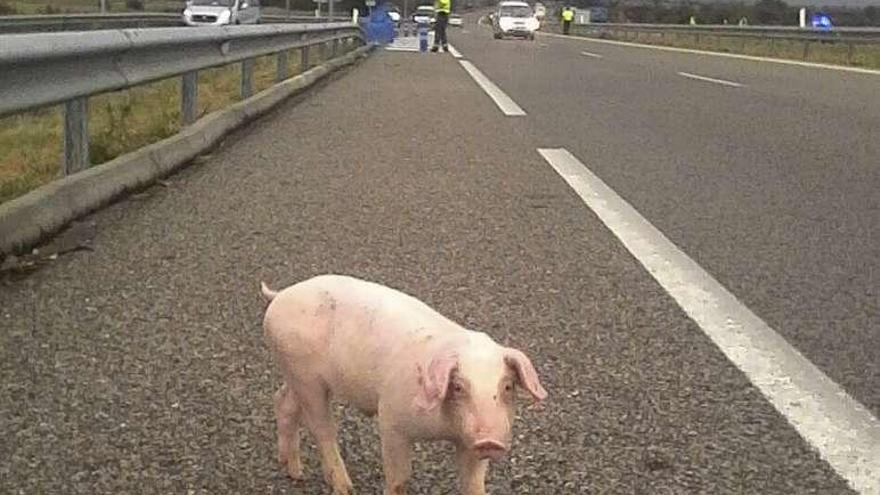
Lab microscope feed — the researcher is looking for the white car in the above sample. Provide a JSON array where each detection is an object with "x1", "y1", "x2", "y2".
[
  {"x1": 183, "y1": 0, "x2": 261, "y2": 26},
  {"x1": 412, "y1": 5, "x2": 435, "y2": 25},
  {"x1": 387, "y1": 6, "x2": 401, "y2": 24},
  {"x1": 492, "y1": 1, "x2": 539, "y2": 40}
]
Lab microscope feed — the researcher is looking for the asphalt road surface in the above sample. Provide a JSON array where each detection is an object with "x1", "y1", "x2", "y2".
[{"x1": 2, "y1": 18, "x2": 878, "y2": 494}]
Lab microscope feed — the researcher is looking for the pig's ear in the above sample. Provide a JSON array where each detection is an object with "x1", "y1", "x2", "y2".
[
  {"x1": 414, "y1": 352, "x2": 458, "y2": 411},
  {"x1": 504, "y1": 348, "x2": 548, "y2": 402}
]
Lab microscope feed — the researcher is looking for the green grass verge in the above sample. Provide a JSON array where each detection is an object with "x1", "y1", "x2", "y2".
[
  {"x1": 1, "y1": 1, "x2": 299, "y2": 15},
  {"x1": 571, "y1": 26, "x2": 880, "y2": 70},
  {"x1": 0, "y1": 48, "x2": 318, "y2": 204},
  {"x1": 1, "y1": 0, "x2": 183, "y2": 14}
]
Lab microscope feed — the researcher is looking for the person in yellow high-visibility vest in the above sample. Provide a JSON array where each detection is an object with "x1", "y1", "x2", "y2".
[
  {"x1": 561, "y1": 6, "x2": 574, "y2": 35},
  {"x1": 431, "y1": 0, "x2": 451, "y2": 52}
]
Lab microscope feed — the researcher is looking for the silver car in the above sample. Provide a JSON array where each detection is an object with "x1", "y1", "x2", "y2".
[
  {"x1": 183, "y1": 0, "x2": 261, "y2": 26},
  {"x1": 411, "y1": 5, "x2": 436, "y2": 26}
]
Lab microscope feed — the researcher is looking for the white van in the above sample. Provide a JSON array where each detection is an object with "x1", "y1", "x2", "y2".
[
  {"x1": 492, "y1": 1, "x2": 539, "y2": 40},
  {"x1": 183, "y1": 0, "x2": 261, "y2": 26}
]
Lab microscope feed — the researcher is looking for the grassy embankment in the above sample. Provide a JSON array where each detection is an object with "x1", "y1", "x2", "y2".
[
  {"x1": 567, "y1": 24, "x2": 880, "y2": 69},
  {"x1": 0, "y1": 43, "x2": 344, "y2": 204},
  {"x1": 2, "y1": 0, "x2": 183, "y2": 14},
  {"x1": 0, "y1": 1, "x2": 295, "y2": 15}
]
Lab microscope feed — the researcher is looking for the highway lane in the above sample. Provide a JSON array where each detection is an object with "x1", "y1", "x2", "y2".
[
  {"x1": 541, "y1": 32, "x2": 880, "y2": 114},
  {"x1": 0, "y1": 41, "x2": 861, "y2": 492},
  {"x1": 450, "y1": 23, "x2": 880, "y2": 428}
]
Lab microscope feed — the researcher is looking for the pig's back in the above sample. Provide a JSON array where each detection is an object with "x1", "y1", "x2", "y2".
[{"x1": 266, "y1": 275, "x2": 461, "y2": 414}]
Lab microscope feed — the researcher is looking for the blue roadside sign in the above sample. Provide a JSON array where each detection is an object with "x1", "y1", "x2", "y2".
[{"x1": 811, "y1": 12, "x2": 833, "y2": 31}]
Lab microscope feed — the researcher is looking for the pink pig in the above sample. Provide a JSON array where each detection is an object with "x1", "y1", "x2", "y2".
[{"x1": 261, "y1": 274, "x2": 548, "y2": 495}]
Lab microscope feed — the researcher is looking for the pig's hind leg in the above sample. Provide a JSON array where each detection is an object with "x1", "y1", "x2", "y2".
[
  {"x1": 274, "y1": 383, "x2": 304, "y2": 480},
  {"x1": 295, "y1": 379, "x2": 355, "y2": 494}
]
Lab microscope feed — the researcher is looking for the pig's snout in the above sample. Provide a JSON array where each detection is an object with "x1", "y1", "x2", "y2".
[{"x1": 473, "y1": 439, "x2": 509, "y2": 461}]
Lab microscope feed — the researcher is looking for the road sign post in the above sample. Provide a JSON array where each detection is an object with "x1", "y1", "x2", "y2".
[
  {"x1": 313, "y1": 0, "x2": 326, "y2": 18},
  {"x1": 418, "y1": 22, "x2": 428, "y2": 52}
]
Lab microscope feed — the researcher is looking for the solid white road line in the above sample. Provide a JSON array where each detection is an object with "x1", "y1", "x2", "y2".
[
  {"x1": 537, "y1": 147, "x2": 880, "y2": 495},
  {"x1": 540, "y1": 31, "x2": 880, "y2": 76},
  {"x1": 447, "y1": 44, "x2": 463, "y2": 59},
  {"x1": 678, "y1": 71, "x2": 744, "y2": 88},
  {"x1": 459, "y1": 60, "x2": 526, "y2": 116},
  {"x1": 580, "y1": 51, "x2": 604, "y2": 58}
]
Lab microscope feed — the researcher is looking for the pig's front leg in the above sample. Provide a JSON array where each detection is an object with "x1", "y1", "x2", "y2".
[
  {"x1": 456, "y1": 446, "x2": 489, "y2": 495},
  {"x1": 378, "y1": 417, "x2": 413, "y2": 494}
]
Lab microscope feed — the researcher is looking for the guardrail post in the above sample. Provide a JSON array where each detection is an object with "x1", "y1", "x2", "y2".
[
  {"x1": 63, "y1": 97, "x2": 89, "y2": 175},
  {"x1": 277, "y1": 50, "x2": 290, "y2": 82},
  {"x1": 302, "y1": 45, "x2": 310, "y2": 71},
  {"x1": 768, "y1": 37, "x2": 776, "y2": 56},
  {"x1": 241, "y1": 58, "x2": 254, "y2": 99},
  {"x1": 846, "y1": 42, "x2": 855, "y2": 65},
  {"x1": 181, "y1": 71, "x2": 198, "y2": 126},
  {"x1": 332, "y1": 37, "x2": 339, "y2": 58},
  {"x1": 802, "y1": 39, "x2": 810, "y2": 60}
]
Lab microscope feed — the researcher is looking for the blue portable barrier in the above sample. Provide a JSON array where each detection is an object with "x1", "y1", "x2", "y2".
[{"x1": 364, "y1": 2, "x2": 395, "y2": 45}]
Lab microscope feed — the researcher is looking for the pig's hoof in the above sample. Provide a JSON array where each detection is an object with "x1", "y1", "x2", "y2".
[
  {"x1": 286, "y1": 458, "x2": 304, "y2": 480},
  {"x1": 331, "y1": 479, "x2": 355, "y2": 495}
]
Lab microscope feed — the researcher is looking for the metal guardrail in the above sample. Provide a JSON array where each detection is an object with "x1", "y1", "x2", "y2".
[
  {"x1": 0, "y1": 12, "x2": 352, "y2": 33},
  {"x1": 0, "y1": 13, "x2": 179, "y2": 33},
  {"x1": 264, "y1": 14, "x2": 351, "y2": 23},
  {"x1": 569, "y1": 22, "x2": 880, "y2": 41},
  {"x1": 0, "y1": 22, "x2": 362, "y2": 174}
]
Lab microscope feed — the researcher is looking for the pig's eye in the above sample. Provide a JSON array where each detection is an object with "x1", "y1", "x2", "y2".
[
  {"x1": 450, "y1": 383, "x2": 465, "y2": 397},
  {"x1": 504, "y1": 383, "x2": 513, "y2": 392}
]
